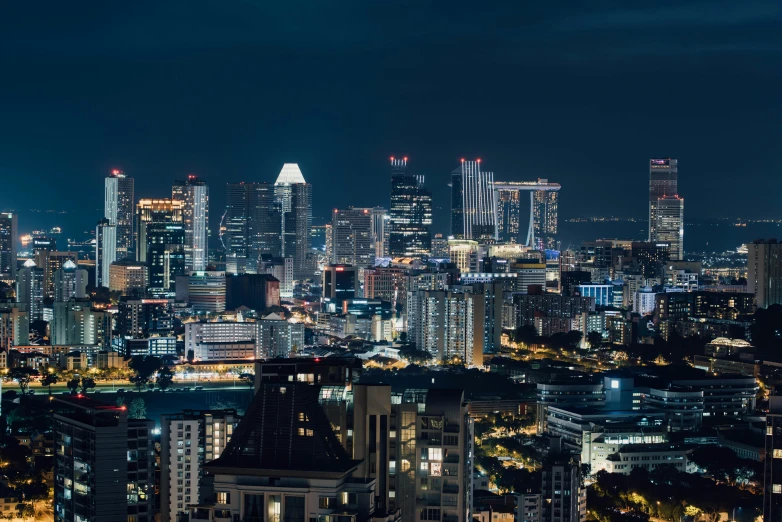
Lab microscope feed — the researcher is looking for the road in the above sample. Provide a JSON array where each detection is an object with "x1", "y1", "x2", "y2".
[{"x1": 22, "y1": 380, "x2": 252, "y2": 395}]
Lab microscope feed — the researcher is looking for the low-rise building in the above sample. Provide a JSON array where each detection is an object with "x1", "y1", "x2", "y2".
[{"x1": 603, "y1": 443, "x2": 695, "y2": 475}]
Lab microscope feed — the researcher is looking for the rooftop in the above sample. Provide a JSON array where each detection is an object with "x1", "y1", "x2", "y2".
[{"x1": 275, "y1": 163, "x2": 306, "y2": 185}]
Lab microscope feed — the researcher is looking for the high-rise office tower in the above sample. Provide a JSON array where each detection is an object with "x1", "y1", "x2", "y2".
[
  {"x1": 160, "y1": 410, "x2": 240, "y2": 522},
  {"x1": 533, "y1": 182, "x2": 559, "y2": 249},
  {"x1": 31, "y1": 237, "x2": 56, "y2": 297},
  {"x1": 496, "y1": 189, "x2": 521, "y2": 243},
  {"x1": 0, "y1": 212, "x2": 17, "y2": 282},
  {"x1": 95, "y1": 218, "x2": 117, "y2": 288},
  {"x1": 135, "y1": 199, "x2": 184, "y2": 261},
  {"x1": 16, "y1": 259, "x2": 44, "y2": 321},
  {"x1": 648, "y1": 158, "x2": 678, "y2": 241},
  {"x1": 451, "y1": 159, "x2": 496, "y2": 240},
  {"x1": 104, "y1": 169, "x2": 135, "y2": 260},
  {"x1": 749, "y1": 239, "x2": 782, "y2": 309},
  {"x1": 388, "y1": 157, "x2": 432, "y2": 258},
  {"x1": 221, "y1": 182, "x2": 281, "y2": 274},
  {"x1": 274, "y1": 164, "x2": 312, "y2": 278},
  {"x1": 146, "y1": 222, "x2": 185, "y2": 293},
  {"x1": 331, "y1": 207, "x2": 373, "y2": 266},
  {"x1": 366, "y1": 207, "x2": 388, "y2": 258},
  {"x1": 222, "y1": 182, "x2": 249, "y2": 274},
  {"x1": 53, "y1": 259, "x2": 87, "y2": 302},
  {"x1": 654, "y1": 195, "x2": 684, "y2": 260},
  {"x1": 172, "y1": 175, "x2": 209, "y2": 272}
]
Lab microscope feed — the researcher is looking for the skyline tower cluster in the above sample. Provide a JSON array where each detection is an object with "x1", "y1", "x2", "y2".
[{"x1": 220, "y1": 163, "x2": 312, "y2": 280}]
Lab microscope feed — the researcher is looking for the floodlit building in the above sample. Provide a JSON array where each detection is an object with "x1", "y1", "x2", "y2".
[
  {"x1": 105, "y1": 169, "x2": 135, "y2": 259},
  {"x1": 451, "y1": 159, "x2": 496, "y2": 240},
  {"x1": 388, "y1": 157, "x2": 432, "y2": 258},
  {"x1": 648, "y1": 158, "x2": 678, "y2": 242},
  {"x1": 172, "y1": 175, "x2": 210, "y2": 272},
  {"x1": 109, "y1": 259, "x2": 148, "y2": 295}
]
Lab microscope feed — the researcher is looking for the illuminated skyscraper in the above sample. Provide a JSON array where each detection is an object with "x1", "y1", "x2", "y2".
[
  {"x1": 95, "y1": 218, "x2": 117, "y2": 288},
  {"x1": 135, "y1": 199, "x2": 185, "y2": 293},
  {"x1": 496, "y1": 189, "x2": 521, "y2": 243},
  {"x1": 331, "y1": 207, "x2": 373, "y2": 266},
  {"x1": 16, "y1": 259, "x2": 44, "y2": 321},
  {"x1": 221, "y1": 183, "x2": 249, "y2": 273},
  {"x1": 221, "y1": 182, "x2": 281, "y2": 274},
  {"x1": 53, "y1": 259, "x2": 87, "y2": 302},
  {"x1": 104, "y1": 169, "x2": 135, "y2": 260},
  {"x1": 533, "y1": 183, "x2": 559, "y2": 249},
  {"x1": 654, "y1": 195, "x2": 684, "y2": 261},
  {"x1": 274, "y1": 164, "x2": 312, "y2": 279},
  {"x1": 648, "y1": 158, "x2": 678, "y2": 241},
  {"x1": 451, "y1": 159, "x2": 496, "y2": 240},
  {"x1": 749, "y1": 239, "x2": 782, "y2": 309},
  {"x1": 172, "y1": 175, "x2": 209, "y2": 272},
  {"x1": 362, "y1": 206, "x2": 388, "y2": 258},
  {"x1": 388, "y1": 157, "x2": 432, "y2": 257},
  {"x1": 135, "y1": 199, "x2": 184, "y2": 262},
  {"x1": 0, "y1": 213, "x2": 17, "y2": 282}
]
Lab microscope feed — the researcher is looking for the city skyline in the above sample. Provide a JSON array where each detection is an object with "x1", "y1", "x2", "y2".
[
  {"x1": 2, "y1": 3, "x2": 779, "y2": 522},
  {"x1": 1, "y1": 2, "x2": 779, "y2": 231}
]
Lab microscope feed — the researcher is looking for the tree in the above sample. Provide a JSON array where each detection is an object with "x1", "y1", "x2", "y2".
[
  {"x1": 80, "y1": 377, "x2": 96, "y2": 394},
  {"x1": 587, "y1": 331, "x2": 603, "y2": 349},
  {"x1": 29, "y1": 319, "x2": 48, "y2": 337},
  {"x1": 128, "y1": 355, "x2": 162, "y2": 391},
  {"x1": 513, "y1": 325, "x2": 538, "y2": 344},
  {"x1": 128, "y1": 398, "x2": 147, "y2": 420},
  {"x1": 157, "y1": 366, "x2": 174, "y2": 390},
  {"x1": 186, "y1": 349, "x2": 195, "y2": 363},
  {"x1": 239, "y1": 373, "x2": 255, "y2": 388},
  {"x1": 66, "y1": 377, "x2": 80, "y2": 394},
  {"x1": 41, "y1": 372, "x2": 58, "y2": 394},
  {"x1": 9, "y1": 367, "x2": 39, "y2": 395}
]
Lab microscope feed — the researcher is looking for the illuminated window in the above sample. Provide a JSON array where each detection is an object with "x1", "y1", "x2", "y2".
[
  {"x1": 774, "y1": 449, "x2": 782, "y2": 459},
  {"x1": 611, "y1": 380, "x2": 619, "y2": 389},
  {"x1": 216, "y1": 491, "x2": 230, "y2": 504},
  {"x1": 769, "y1": 426, "x2": 774, "y2": 436},
  {"x1": 774, "y1": 484, "x2": 782, "y2": 494},
  {"x1": 428, "y1": 448, "x2": 443, "y2": 461}
]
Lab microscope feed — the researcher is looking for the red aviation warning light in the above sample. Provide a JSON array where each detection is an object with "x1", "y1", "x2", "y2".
[
  {"x1": 390, "y1": 156, "x2": 395, "y2": 161},
  {"x1": 403, "y1": 157, "x2": 408, "y2": 162},
  {"x1": 476, "y1": 158, "x2": 481, "y2": 163}
]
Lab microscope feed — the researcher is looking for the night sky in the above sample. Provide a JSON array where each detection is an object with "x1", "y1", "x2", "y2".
[{"x1": 1, "y1": 1, "x2": 780, "y2": 237}]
